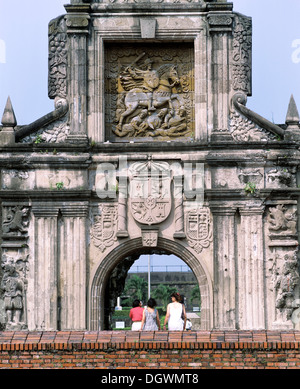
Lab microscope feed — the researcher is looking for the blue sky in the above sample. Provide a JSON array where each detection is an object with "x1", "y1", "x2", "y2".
[
  {"x1": 0, "y1": 0, "x2": 299, "y2": 125},
  {"x1": 0, "y1": 0, "x2": 299, "y2": 268}
]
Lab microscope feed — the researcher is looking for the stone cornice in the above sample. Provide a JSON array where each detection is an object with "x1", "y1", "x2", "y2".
[
  {"x1": 90, "y1": 3, "x2": 208, "y2": 14},
  {"x1": 0, "y1": 190, "x2": 92, "y2": 201}
]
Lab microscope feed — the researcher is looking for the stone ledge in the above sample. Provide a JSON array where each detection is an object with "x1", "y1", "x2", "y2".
[{"x1": 1, "y1": 330, "x2": 300, "y2": 352}]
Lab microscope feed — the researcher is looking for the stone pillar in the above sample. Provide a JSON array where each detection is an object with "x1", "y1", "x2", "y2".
[
  {"x1": 32, "y1": 206, "x2": 59, "y2": 330},
  {"x1": 173, "y1": 173, "x2": 186, "y2": 239},
  {"x1": 59, "y1": 204, "x2": 88, "y2": 330},
  {"x1": 65, "y1": 6, "x2": 90, "y2": 144},
  {"x1": 238, "y1": 205, "x2": 265, "y2": 329},
  {"x1": 211, "y1": 206, "x2": 237, "y2": 329},
  {"x1": 116, "y1": 160, "x2": 129, "y2": 238},
  {"x1": 208, "y1": 12, "x2": 233, "y2": 140}
]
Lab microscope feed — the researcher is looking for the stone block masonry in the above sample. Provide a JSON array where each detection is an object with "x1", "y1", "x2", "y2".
[{"x1": 1, "y1": 330, "x2": 300, "y2": 369}]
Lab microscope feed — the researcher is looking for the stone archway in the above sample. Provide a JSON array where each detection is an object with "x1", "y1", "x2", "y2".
[{"x1": 90, "y1": 237, "x2": 212, "y2": 330}]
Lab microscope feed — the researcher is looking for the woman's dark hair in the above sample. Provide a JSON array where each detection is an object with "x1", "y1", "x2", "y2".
[
  {"x1": 132, "y1": 299, "x2": 141, "y2": 308},
  {"x1": 171, "y1": 292, "x2": 182, "y2": 302},
  {"x1": 147, "y1": 298, "x2": 157, "y2": 308}
]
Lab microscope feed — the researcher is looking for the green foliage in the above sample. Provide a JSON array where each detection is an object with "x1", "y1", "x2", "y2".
[
  {"x1": 151, "y1": 284, "x2": 177, "y2": 312},
  {"x1": 123, "y1": 275, "x2": 148, "y2": 304},
  {"x1": 56, "y1": 182, "x2": 64, "y2": 190},
  {"x1": 190, "y1": 285, "x2": 201, "y2": 308},
  {"x1": 34, "y1": 135, "x2": 43, "y2": 144},
  {"x1": 244, "y1": 182, "x2": 256, "y2": 195}
]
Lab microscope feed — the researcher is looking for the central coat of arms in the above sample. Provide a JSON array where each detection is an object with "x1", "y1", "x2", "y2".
[{"x1": 129, "y1": 161, "x2": 171, "y2": 225}]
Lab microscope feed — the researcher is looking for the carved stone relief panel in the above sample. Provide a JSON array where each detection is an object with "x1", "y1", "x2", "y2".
[
  {"x1": 2, "y1": 205, "x2": 30, "y2": 237},
  {"x1": 0, "y1": 252, "x2": 29, "y2": 331},
  {"x1": 271, "y1": 251, "x2": 299, "y2": 321},
  {"x1": 105, "y1": 43, "x2": 194, "y2": 142},
  {"x1": 265, "y1": 202, "x2": 299, "y2": 327},
  {"x1": 267, "y1": 204, "x2": 297, "y2": 240},
  {"x1": 1, "y1": 203, "x2": 31, "y2": 330}
]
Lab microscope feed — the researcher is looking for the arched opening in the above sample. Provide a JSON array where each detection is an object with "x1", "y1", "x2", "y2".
[
  {"x1": 90, "y1": 237, "x2": 212, "y2": 330},
  {"x1": 114, "y1": 254, "x2": 202, "y2": 330}
]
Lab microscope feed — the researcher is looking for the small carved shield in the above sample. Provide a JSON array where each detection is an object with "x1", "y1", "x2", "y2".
[
  {"x1": 91, "y1": 206, "x2": 117, "y2": 252},
  {"x1": 186, "y1": 208, "x2": 212, "y2": 253}
]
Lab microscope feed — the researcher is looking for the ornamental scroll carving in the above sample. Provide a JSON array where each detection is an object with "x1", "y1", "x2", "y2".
[
  {"x1": 105, "y1": 44, "x2": 194, "y2": 142},
  {"x1": 229, "y1": 111, "x2": 277, "y2": 142}
]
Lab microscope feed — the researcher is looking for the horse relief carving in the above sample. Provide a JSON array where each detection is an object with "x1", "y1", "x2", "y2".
[{"x1": 105, "y1": 45, "x2": 194, "y2": 141}]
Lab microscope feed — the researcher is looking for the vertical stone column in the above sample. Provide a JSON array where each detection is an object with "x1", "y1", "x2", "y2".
[
  {"x1": 59, "y1": 204, "x2": 88, "y2": 330},
  {"x1": 207, "y1": 11, "x2": 233, "y2": 141},
  {"x1": 116, "y1": 159, "x2": 129, "y2": 238},
  {"x1": 173, "y1": 173, "x2": 186, "y2": 239},
  {"x1": 32, "y1": 206, "x2": 59, "y2": 330},
  {"x1": 65, "y1": 5, "x2": 90, "y2": 144},
  {"x1": 211, "y1": 206, "x2": 237, "y2": 329},
  {"x1": 238, "y1": 205, "x2": 265, "y2": 329}
]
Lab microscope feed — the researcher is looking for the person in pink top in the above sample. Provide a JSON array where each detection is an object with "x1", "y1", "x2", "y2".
[{"x1": 129, "y1": 299, "x2": 144, "y2": 331}]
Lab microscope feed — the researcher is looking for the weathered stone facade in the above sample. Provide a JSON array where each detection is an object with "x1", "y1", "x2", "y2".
[{"x1": 0, "y1": 0, "x2": 300, "y2": 332}]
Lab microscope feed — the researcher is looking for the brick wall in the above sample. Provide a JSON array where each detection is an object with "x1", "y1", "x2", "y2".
[{"x1": 0, "y1": 330, "x2": 300, "y2": 369}]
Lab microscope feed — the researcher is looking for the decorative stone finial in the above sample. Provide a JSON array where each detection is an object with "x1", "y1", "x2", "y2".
[
  {"x1": 1, "y1": 96, "x2": 17, "y2": 128},
  {"x1": 286, "y1": 94, "x2": 300, "y2": 126}
]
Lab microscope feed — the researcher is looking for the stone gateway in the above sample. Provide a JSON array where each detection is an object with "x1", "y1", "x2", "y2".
[{"x1": 0, "y1": 0, "x2": 300, "y2": 332}]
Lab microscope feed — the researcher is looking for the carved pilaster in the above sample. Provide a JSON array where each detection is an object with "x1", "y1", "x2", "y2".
[
  {"x1": 211, "y1": 205, "x2": 237, "y2": 329},
  {"x1": 59, "y1": 203, "x2": 88, "y2": 330},
  {"x1": 238, "y1": 205, "x2": 265, "y2": 329},
  {"x1": 32, "y1": 205, "x2": 60, "y2": 331},
  {"x1": 65, "y1": 8, "x2": 90, "y2": 144},
  {"x1": 208, "y1": 13, "x2": 233, "y2": 139}
]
